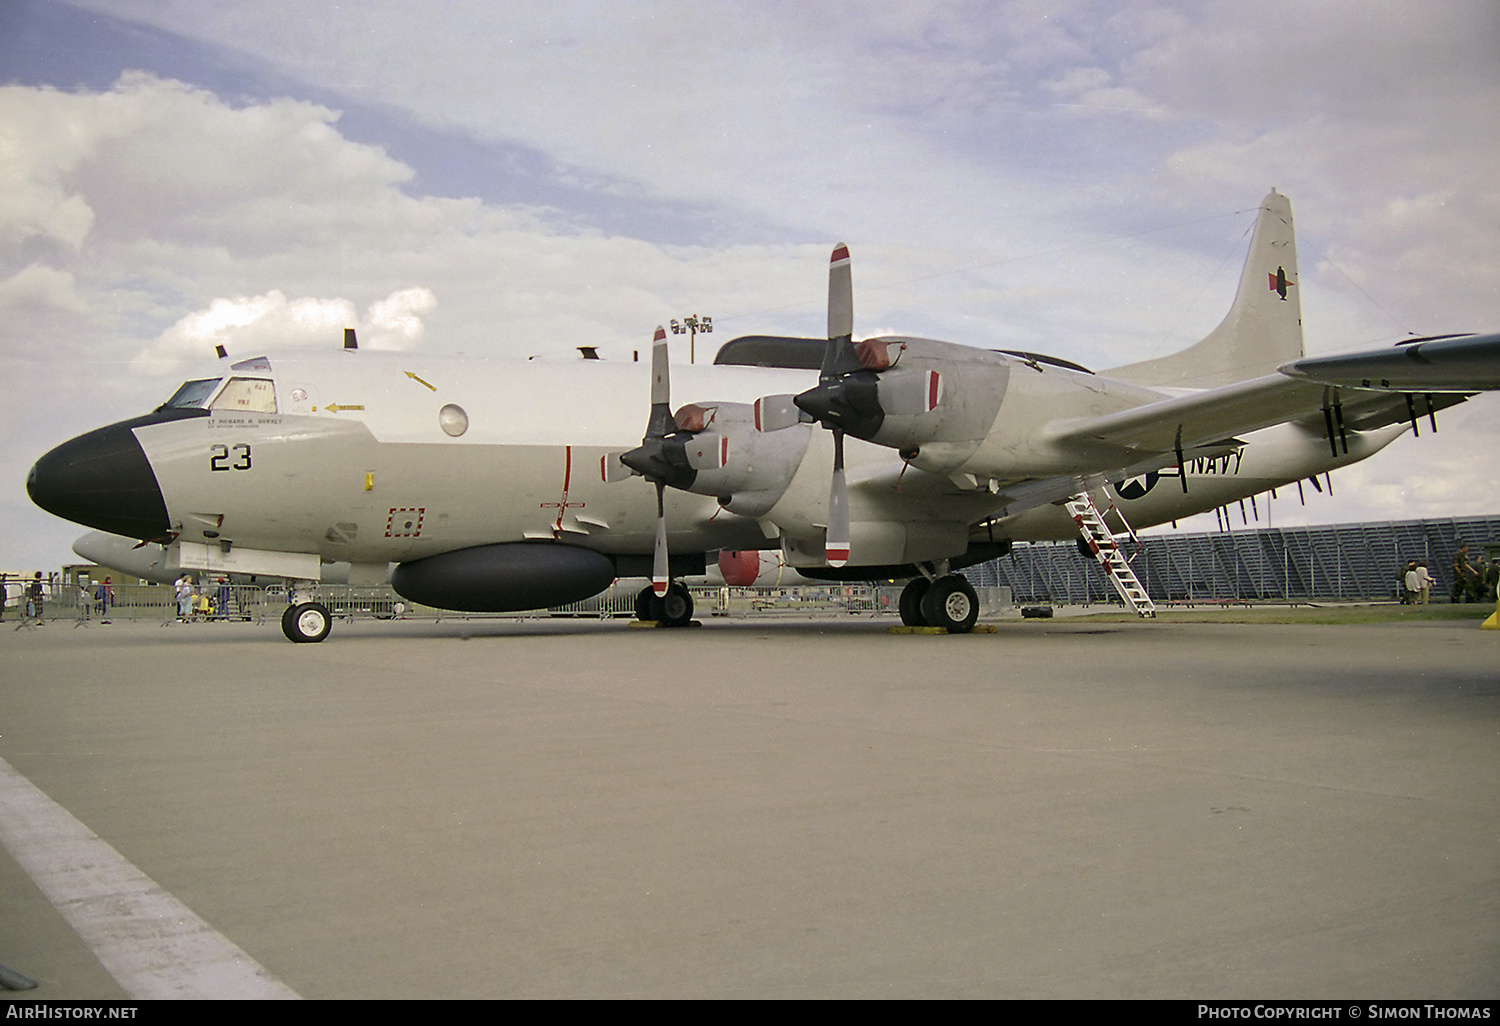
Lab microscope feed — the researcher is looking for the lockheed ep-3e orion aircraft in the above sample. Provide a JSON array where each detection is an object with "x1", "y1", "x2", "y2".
[{"x1": 27, "y1": 191, "x2": 1500, "y2": 641}]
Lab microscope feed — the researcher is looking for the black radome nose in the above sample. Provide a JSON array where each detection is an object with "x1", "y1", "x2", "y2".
[{"x1": 27, "y1": 418, "x2": 173, "y2": 542}]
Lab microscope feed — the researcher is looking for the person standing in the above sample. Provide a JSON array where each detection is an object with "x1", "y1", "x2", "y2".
[
  {"x1": 1481, "y1": 557, "x2": 1499, "y2": 603},
  {"x1": 1452, "y1": 544, "x2": 1477, "y2": 603},
  {"x1": 1403, "y1": 562, "x2": 1421, "y2": 606},
  {"x1": 26, "y1": 573, "x2": 45, "y2": 623},
  {"x1": 95, "y1": 576, "x2": 114, "y2": 623},
  {"x1": 175, "y1": 574, "x2": 195, "y2": 622},
  {"x1": 1415, "y1": 562, "x2": 1434, "y2": 605}
]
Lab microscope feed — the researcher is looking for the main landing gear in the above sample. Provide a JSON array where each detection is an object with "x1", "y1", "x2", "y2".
[
  {"x1": 282, "y1": 601, "x2": 333, "y2": 643},
  {"x1": 898, "y1": 573, "x2": 979, "y2": 633},
  {"x1": 634, "y1": 582, "x2": 695, "y2": 627}
]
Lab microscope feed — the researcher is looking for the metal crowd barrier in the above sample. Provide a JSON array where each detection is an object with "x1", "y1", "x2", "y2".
[{"x1": 16, "y1": 580, "x2": 1012, "y2": 628}]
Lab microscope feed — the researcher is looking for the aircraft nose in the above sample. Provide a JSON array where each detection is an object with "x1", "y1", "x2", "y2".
[{"x1": 27, "y1": 420, "x2": 173, "y2": 542}]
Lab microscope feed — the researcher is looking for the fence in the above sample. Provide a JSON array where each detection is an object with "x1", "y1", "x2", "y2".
[{"x1": 9, "y1": 580, "x2": 1009, "y2": 626}]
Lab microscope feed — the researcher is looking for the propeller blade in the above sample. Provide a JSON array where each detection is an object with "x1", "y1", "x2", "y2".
[
  {"x1": 828, "y1": 243, "x2": 853, "y2": 342},
  {"x1": 646, "y1": 325, "x2": 674, "y2": 440},
  {"x1": 600, "y1": 452, "x2": 634, "y2": 483},
  {"x1": 755, "y1": 394, "x2": 802, "y2": 432},
  {"x1": 652, "y1": 482, "x2": 669, "y2": 596},
  {"x1": 820, "y1": 244, "x2": 862, "y2": 381},
  {"x1": 826, "y1": 430, "x2": 850, "y2": 567},
  {"x1": 878, "y1": 368, "x2": 943, "y2": 416},
  {"x1": 683, "y1": 431, "x2": 727, "y2": 471}
]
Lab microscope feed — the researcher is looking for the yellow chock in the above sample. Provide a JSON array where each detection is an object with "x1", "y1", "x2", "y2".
[{"x1": 1482, "y1": 598, "x2": 1499, "y2": 630}]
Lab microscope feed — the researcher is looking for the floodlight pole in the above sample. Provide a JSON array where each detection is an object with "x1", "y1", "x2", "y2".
[{"x1": 670, "y1": 315, "x2": 713, "y2": 364}]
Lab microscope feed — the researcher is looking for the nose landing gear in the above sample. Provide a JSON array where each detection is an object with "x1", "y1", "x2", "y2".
[{"x1": 282, "y1": 601, "x2": 333, "y2": 643}]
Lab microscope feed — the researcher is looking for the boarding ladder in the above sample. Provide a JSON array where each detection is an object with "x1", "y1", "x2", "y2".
[{"x1": 1064, "y1": 490, "x2": 1156, "y2": 618}]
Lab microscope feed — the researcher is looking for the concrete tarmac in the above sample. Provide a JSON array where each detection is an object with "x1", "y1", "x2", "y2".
[{"x1": 1, "y1": 612, "x2": 1496, "y2": 999}]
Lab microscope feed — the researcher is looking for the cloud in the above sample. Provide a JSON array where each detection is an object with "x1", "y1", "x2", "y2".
[
  {"x1": 132, "y1": 285, "x2": 440, "y2": 374},
  {"x1": 0, "y1": 264, "x2": 85, "y2": 313},
  {"x1": 0, "y1": 88, "x2": 99, "y2": 248}
]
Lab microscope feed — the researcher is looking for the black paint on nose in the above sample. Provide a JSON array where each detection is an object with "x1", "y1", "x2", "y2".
[{"x1": 26, "y1": 411, "x2": 199, "y2": 543}]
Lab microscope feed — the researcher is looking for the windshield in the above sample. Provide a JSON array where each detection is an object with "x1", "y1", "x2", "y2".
[
  {"x1": 210, "y1": 377, "x2": 277, "y2": 413},
  {"x1": 163, "y1": 378, "x2": 222, "y2": 409}
]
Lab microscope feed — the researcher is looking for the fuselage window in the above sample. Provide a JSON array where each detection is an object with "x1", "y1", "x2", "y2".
[
  {"x1": 210, "y1": 378, "x2": 278, "y2": 413},
  {"x1": 163, "y1": 378, "x2": 223, "y2": 409}
]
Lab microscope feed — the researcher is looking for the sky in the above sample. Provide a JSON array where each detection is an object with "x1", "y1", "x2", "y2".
[{"x1": 2, "y1": 0, "x2": 1497, "y2": 571}]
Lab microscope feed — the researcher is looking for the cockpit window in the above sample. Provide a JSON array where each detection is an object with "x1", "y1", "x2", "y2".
[
  {"x1": 163, "y1": 378, "x2": 222, "y2": 409},
  {"x1": 210, "y1": 377, "x2": 278, "y2": 413}
]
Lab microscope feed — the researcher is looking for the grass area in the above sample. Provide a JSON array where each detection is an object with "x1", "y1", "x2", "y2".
[{"x1": 1068, "y1": 602, "x2": 1499, "y2": 625}]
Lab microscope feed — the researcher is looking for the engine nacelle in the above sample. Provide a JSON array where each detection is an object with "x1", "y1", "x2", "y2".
[
  {"x1": 674, "y1": 401, "x2": 812, "y2": 518},
  {"x1": 392, "y1": 542, "x2": 615, "y2": 612},
  {"x1": 862, "y1": 342, "x2": 1012, "y2": 454},
  {"x1": 790, "y1": 337, "x2": 1012, "y2": 456}
]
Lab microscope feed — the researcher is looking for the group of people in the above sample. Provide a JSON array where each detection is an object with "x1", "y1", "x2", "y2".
[
  {"x1": 173, "y1": 574, "x2": 237, "y2": 621},
  {"x1": 1400, "y1": 560, "x2": 1436, "y2": 604},
  {"x1": 0, "y1": 572, "x2": 51, "y2": 625},
  {"x1": 76, "y1": 576, "x2": 115, "y2": 622},
  {"x1": 1450, "y1": 544, "x2": 1499, "y2": 604},
  {"x1": 1402, "y1": 544, "x2": 1500, "y2": 605}
]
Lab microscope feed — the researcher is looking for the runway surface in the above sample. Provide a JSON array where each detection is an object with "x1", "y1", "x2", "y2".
[{"x1": 2, "y1": 613, "x2": 1496, "y2": 999}]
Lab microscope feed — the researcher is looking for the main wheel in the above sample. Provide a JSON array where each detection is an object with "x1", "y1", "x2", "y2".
[
  {"x1": 634, "y1": 585, "x2": 656, "y2": 622},
  {"x1": 899, "y1": 578, "x2": 931, "y2": 627},
  {"x1": 658, "y1": 582, "x2": 694, "y2": 627},
  {"x1": 282, "y1": 601, "x2": 332, "y2": 643},
  {"x1": 919, "y1": 576, "x2": 979, "y2": 634}
]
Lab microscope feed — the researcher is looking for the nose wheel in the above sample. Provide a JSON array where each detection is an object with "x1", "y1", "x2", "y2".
[{"x1": 282, "y1": 601, "x2": 333, "y2": 643}]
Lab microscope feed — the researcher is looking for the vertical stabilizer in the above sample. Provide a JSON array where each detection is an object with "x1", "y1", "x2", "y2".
[{"x1": 1109, "y1": 190, "x2": 1303, "y2": 388}]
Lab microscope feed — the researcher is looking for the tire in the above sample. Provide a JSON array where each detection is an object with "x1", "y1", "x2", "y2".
[
  {"x1": 634, "y1": 585, "x2": 656, "y2": 622},
  {"x1": 659, "y1": 582, "x2": 694, "y2": 627},
  {"x1": 282, "y1": 601, "x2": 332, "y2": 643},
  {"x1": 919, "y1": 576, "x2": 979, "y2": 634},
  {"x1": 899, "y1": 578, "x2": 931, "y2": 627}
]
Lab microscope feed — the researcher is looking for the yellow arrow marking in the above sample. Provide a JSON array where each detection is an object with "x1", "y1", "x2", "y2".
[
  {"x1": 405, "y1": 371, "x2": 437, "y2": 391},
  {"x1": 323, "y1": 403, "x2": 365, "y2": 413}
]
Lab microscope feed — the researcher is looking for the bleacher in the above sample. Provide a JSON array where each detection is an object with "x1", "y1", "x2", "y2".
[{"x1": 964, "y1": 516, "x2": 1500, "y2": 605}]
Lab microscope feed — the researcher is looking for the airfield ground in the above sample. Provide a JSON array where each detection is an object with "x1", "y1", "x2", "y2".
[{"x1": 1, "y1": 610, "x2": 1496, "y2": 999}]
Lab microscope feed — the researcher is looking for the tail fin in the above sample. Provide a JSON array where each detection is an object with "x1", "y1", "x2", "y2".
[{"x1": 1109, "y1": 189, "x2": 1303, "y2": 388}]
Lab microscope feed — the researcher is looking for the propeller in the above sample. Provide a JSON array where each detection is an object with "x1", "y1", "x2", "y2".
[
  {"x1": 790, "y1": 244, "x2": 865, "y2": 566},
  {"x1": 779, "y1": 243, "x2": 947, "y2": 567},
  {"x1": 615, "y1": 327, "x2": 726, "y2": 595}
]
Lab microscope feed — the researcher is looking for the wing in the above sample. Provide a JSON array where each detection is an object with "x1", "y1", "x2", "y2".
[
  {"x1": 1044, "y1": 332, "x2": 1499, "y2": 458},
  {"x1": 1280, "y1": 331, "x2": 1500, "y2": 390}
]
